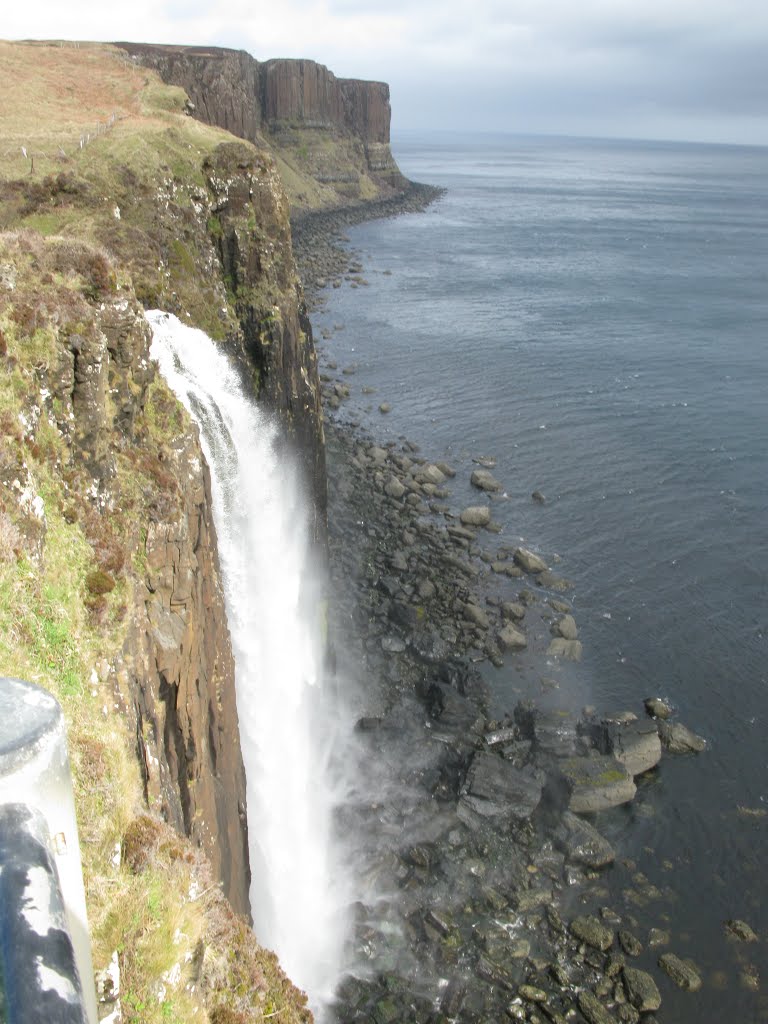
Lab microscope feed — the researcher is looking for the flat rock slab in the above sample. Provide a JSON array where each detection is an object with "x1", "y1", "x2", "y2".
[
  {"x1": 458, "y1": 751, "x2": 543, "y2": 825},
  {"x1": 556, "y1": 755, "x2": 636, "y2": 813},
  {"x1": 658, "y1": 952, "x2": 703, "y2": 991}
]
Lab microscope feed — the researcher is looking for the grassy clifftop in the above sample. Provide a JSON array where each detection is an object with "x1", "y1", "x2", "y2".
[{"x1": 0, "y1": 40, "x2": 318, "y2": 1024}]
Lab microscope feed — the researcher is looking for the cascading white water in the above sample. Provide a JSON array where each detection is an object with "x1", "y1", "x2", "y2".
[{"x1": 147, "y1": 311, "x2": 347, "y2": 1010}]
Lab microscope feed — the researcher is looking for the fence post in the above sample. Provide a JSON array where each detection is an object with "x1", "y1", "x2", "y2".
[{"x1": 0, "y1": 677, "x2": 98, "y2": 1023}]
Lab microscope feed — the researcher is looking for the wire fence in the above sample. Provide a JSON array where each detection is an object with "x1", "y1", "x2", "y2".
[{"x1": 3, "y1": 111, "x2": 123, "y2": 173}]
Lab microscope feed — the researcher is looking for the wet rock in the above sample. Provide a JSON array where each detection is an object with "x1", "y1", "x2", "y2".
[
  {"x1": 381, "y1": 636, "x2": 406, "y2": 654},
  {"x1": 501, "y1": 601, "x2": 526, "y2": 621},
  {"x1": 657, "y1": 720, "x2": 706, "y2": 754},
  {"x1": 618, "y1": 930, "x2": 643, "y2": 956},
  {"x1": 532, "y1": 490, "x2": 546, "y2": 503},
  {"x1": 384, "y1": 476, "x2": 406, "y2": 499},
  {"x1": 498, "y1": 623, "x2": 527, "y2": 651},
  {"x1": 658, "y1": 952, "x2": 702, "y2": 991},
  {"x1": 519, "y1": 985, "x2": 548, "y2": 1004},
  {"x1": 546, "y1": 638, "x2": 583, "y2": 661},
  {"x1": 553, "y1": 613, "x2": 578, "y2": 640},
  {"x1": 570, "y1": 914, "x2": 615, "y2": 952},
  {"x1": 436, "y1": 461, "x2": 456, "y2": 478},
  {"x1": 577, "y1": 990, "x2": 617, "y2": 1024},
  {"x1": 644, "y1": 696, "x2": 673, "y2": 719},
  {"x1": 725, "y1": 918, "x2": 758, "y2": 942},
  {"x1": 464, "y1": 603, "x2": 490, "y2": 630},
  {"x1": 460, "y1": 505, "x2": 491, "y2": 527},
  {"x1": 513, "y1": 546, "x2": 548, "y2": 573},
  {"x1": 458, "y1": 751, "x2": 544, "y2": 825},
  {"x1": 622, "y1": 967, "x2": 661, "y2": 1011},
  {"x1": 537, "y1": 570, "x2": 573, "y2": 591},
  {"x1": 379, "y1": 402, "x2": 391, "y2": 413},
  {"x1": 483, "y1": 726, "x2": 518, "y2": 748},
  {"x1": 555, "y1": 810, "x2": 615, "y2": 869},
  {"x1": 470, "y1": 468, "x2": 502, "y2": 492},
  {"x1": 647, "y1": 928, "x2": 670, "y2": 948},
  {"x1": 415, "y1": 463, "x2": 447, "y2": 486},
  {"x1": 555, "y1": 755, "x2": 636, "y2": 813},
  {"x1": 533, "y1": 710, "x2": 579, "y2": 757},
  {"x1": 592, "y1": 718, "x2": 662, "y2": 777}
]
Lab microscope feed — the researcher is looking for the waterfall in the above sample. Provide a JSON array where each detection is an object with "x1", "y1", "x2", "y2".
[{"x1": 147, "y1": 311, "x2": 346, "y2": 1011}]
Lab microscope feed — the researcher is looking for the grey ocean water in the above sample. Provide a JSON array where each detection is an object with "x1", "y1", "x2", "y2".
[{"x1": 315, "y1": 133, "x2": 768, "y2": 1020}]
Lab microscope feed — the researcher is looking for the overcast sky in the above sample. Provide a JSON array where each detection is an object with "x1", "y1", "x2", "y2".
[{"x1": 8, "y1": 0, "x2": 768, "y2": 144}]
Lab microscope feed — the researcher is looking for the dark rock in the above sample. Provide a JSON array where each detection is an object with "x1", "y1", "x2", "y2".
[
  {"x1": 498, "y1": 623, "x2": 527, "y2": 650},
  {"x1": 533, "y1": 710, "x2": 579, "y2": 757},
  {"x1": 554, "y1": 810, "x2": 615, "y2": 869},
  {"x1": 458, "y1": 751, "x2": 544, "y2": 825},
  {"x1": 532, "y1": 490, "x2": 546, "y2": 503}
]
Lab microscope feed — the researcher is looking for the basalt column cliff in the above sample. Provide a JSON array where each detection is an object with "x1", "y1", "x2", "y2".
[{"x1": 116, "y1": 43, "x2": 408, "y2": 209}]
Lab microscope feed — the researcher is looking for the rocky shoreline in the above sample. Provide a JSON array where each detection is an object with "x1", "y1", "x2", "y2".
[{"x1": 291, "y1": 205, "x2": 751, "y2": 1024}]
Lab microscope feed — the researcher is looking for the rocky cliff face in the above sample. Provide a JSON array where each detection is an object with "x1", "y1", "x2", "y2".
[
  {"x1": 0, "y1": 231, "x2": 250, "y2": 914},
  {"x1": 116, "y1": 42, "x2": 407, "y2": 209}
]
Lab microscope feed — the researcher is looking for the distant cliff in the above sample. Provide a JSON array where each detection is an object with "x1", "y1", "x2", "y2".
[{"x1": 116, "y1": 42, "x2": 408, "y2": 209}]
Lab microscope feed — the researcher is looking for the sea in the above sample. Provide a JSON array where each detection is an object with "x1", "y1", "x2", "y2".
[{"x1": 312, "y1": 132, "x2": 768, "y2": 1022}]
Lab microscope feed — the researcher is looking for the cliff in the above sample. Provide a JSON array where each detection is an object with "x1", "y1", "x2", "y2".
[
  {"x1": 0, "y1": 38, "x2": 329, "y2": 1021},
  {"x1": 115, "y1": 42, "x2": 408, "y2": 210}
]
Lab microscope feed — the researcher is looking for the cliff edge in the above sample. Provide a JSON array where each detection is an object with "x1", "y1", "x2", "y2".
[{"x1": 115, "y1": 42, "x2": 409, "y2": 211}]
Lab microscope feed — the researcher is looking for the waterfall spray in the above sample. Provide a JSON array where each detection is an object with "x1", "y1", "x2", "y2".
[{"x1": 148, "y1": 311, "x2": 347, "y2": 1011}]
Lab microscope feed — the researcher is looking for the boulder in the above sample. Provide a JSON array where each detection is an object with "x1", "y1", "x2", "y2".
[
  {"x1": 463, "y1": 603, "x2": 490, "y2": 630},
  {"x1": 416, "y1": 464, "x2": 447, "y2": 486},
  {"x1": 384, "y1": 476, "x2": 406, "y2": 499},
  {"x1": 555, "y1": 755, "x2": 637, "y2": 813},
  {"x1": 513, "y1": 546, "x2": 547, "y2": 573},
  {"x1": 533, "y1": 710, "x2": 579, "y2": 757},
  {"x1": 592, "y1": 718, "x2": 662, "y2": 777},
  {"x1": 460, "y1": 506, "x2": 491, "y2": 527},
  {"x1": 644, "y1": 696, "x2": 673, "y2": 720},
  {"x1": 379, "y1": 402, "x2": 391, "y2": 413},
  {"x1": 725, "y1": 919, "x2": 758, "y2": 943},
  {"x1": 498, "y1": 623, "x2": 527, "y2": 651},
  {"x1": 554, "y1": 810, "x2": 615, "y2": 869},
  {"x1": 553, "y1": 613, "x2": 578, "y2": 640},
  {"x1": 501, "y1": 602, "x2": 525, "y2": 621},
  {"x1": 458, "y1": 752, "x2": 543, "y2": 825},
  {"x1": 577, "y1": 991, "x2": 616, "y2": 1024},
  {"x1": 570, "y1": 914, "x2": 614, "y2": 952},
  {"x1": 618, "y1": 929, "x2": 643, "y2": 956},
  {"x1": 547, "y1": 638, "x2": 583, "y2": 661},
  {"x1": 622, "y1": 967, "x2": 661, "y2": 1012},
  {"x1": 658, "y1": 953, "x2": 702, "y2": 991},
  {"x1": 470, "y1": 468, "x2": 502, "y2": 492},
  {"x1": 657, "y1": 720, "x2": 706, "y2": 754}
]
